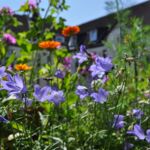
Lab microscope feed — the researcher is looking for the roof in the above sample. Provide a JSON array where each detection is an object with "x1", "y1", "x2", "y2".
[
  {"x1": 79, "y1": 1, "x2": 150, "y2": 33},
  {"x1": 7, "y1": 1, "x2": 150, "y2": 34}
]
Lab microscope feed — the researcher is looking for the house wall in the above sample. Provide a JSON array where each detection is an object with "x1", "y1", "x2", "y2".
[
  {"x1": 106, "y1": 25, "x2": 120, "y2": 56},
  {"x1": 86, "y1": 25, "x2": 120, "y2": 57}
]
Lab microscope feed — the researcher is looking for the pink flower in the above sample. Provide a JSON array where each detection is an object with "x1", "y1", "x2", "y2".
[
  {"x1": 63, "y1": 56, "x2": 72, "y2": 70},
  {"x1": 0, "y1": 7, "x2": 13, "y2": 16},
  {"x1": 3, "y1": 33, "x2": 16, "y2": 45},
  {"x1": 91, "y1": 52, "x2": 97, "y2": 60},
  {"x1": 28, "y1": 0, "x2": 37, "y2": 10}
]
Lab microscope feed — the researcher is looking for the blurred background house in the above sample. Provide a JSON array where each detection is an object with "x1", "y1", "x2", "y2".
[
  {"x1": 7, "y1": 0, "x2": 150, "y2": 62},
  {"x1": 3, "y1": 0, "x2": 149, "y2": 85},
  {"x1": 67, "y1": 0, "x2": 150, "y2": 56}
]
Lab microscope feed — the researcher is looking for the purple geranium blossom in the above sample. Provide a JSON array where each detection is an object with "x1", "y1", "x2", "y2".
[
  {"x1": 0, "y1": 66, "x2": 7, "y2": 80},
  {"x1": 124, "y1": 142, "x2": 134, "y2": 150},
  {"x1": 73, "y1": 52, "x2": 88, "y2": 64},
  {"x1": 89, "y1": 56, "x2": 113, "y2": 77},
  {"x1": 89, "y1": 64, "x2": 105, "y2": 78},
  {"x1": 1, "y1": 74, "x2": 27, "y2": 96},
  {"x1": 33, "y1": 85, "x2": 51, "y2": 102},
  {"x1": 90, "y1": 88, "x2": 108, "y2": 103},
  {"x1": 95, "y1": 56, "x2": 113, "y2": 72},
  {"x1": 7, "y1": 65, "x2": 13, "y2": 72},
  {"x1": 55, "y1": 70, "x2": 65, "y2": 79},
  {"x1": 127, "y1": 124, "x2": 150, "y2": 143},
  {"x1": 47, "y1": 90, "x2": 65, "y2": 105},
  {"x1": 22, "y1": 97, "x2": 33, "y2": 107},
  {"x1": 73, "y1": 45, "x2": 88, "y2": 64},
  {"x1": 113, "y1": 115, "x2": 125, "y2": 129},
  {"x1": 76, "y1": 85, "x2": 89, "y2": 100},
  {"x1": 102, "y1": 75, "x2": 109, "y2": 84},
  {"x1": 127, "y1": 124, "x2": 145, "y2": 140},
  {"x1": 146, "y1": 129, "x2": 150, "y2": 143},
  {"x1": 132, "y1": 109, "x2": 144, "y2": 119},
  {"x1": 0, "y1": 116, "x2": 8, "y2": 123},
  {"x1": 3, "y1": 33, "x2": 16, "y2": 45},
  {"x1": 80, "y1": 45, "x2": 86, "y2": 53}
]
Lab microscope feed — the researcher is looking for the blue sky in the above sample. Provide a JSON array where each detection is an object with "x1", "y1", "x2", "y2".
[{"x1": 0, "y1": 0, "x2": 147, "y2": 25}]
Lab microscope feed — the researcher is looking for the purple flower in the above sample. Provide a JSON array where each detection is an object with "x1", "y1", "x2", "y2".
[
  {"x1": 76, "y1": 85, "x2": 89, "y2": 99},
  {"x1": 0, "y1": 116, "x2": 8, "y2": 123},
  {"x1": 95, "y1": 56, "x2": 113, "y2": 72},
  {"x1": 1, "y1": 74, "x2": 27, "y2": 96},
  {"x1": 132, "y1": 109, "x2": 144, "y2": 119},
  {"x1": 124, "y1": 142, "x2": 134, "y2": 150},
  {"x1": 0, "y1": 7, "x2": 13, "y2": 15},
  {"x1": 90, "y1": 88, "x2": 108, "y2": 103},
  {"x1": 127, "y1": 124, "x2": 145, "y2": 140},
  {"x1": 113, "y1": 115, "x2": 125, "y2": 129},
  {"x1": 127, "y1": 124, "x2": 150, "y2": 143},
  {"x1": 91, "y1": 52, "x2": 97, "y2": 60},
  {"x1": 89, "y1": 56, "x2": 113, "y2": 77},
  {"x1": 7, "y1": 65, "x2": 13, "y2": 72},
  {"x1": 73, "y1": 45, "x2": 89, "y2": 64},
  {"x1": 80, "y1": 45, "x2": 86, "y2": 53},
  {"x1": 3, "y1": 33, "x2": 16, "y2": 45},
  {"x1": 89, "y1": 64, "x2": 105, "y2": 78},
  {"x1": 73, "y1": 52, "x2": 88, "y2": 64},
  {"x1": 28, "y1": 0, "x2": 37, "y2": 10},
  {"x1": 55, "y1": 70, "x2": 65, "y2": 79},
  {"x1": 0, "y1": 66, "x2": 7, "y2": 80},
  {"x1": 63, "y1": 56, "x2": 72, "y2": 70},
  {"x1": 0, "y1": 74, "x2": 31, "y2": 105},
  {"x1": 33, "y1": 85, "x2": 51, "y2": 102},
  {"x1": 33, "y1": 85, "x2": 65, "y2": 105},
  {"x1": 22, "y1": 97, "x2": 32, "y2": 107},
  {"x1": 47, "y1": 90, "x2": 65, "y2": 105},
  {"x1": 102, "y1": 75, "x2": 109, "y2": 84},
  {"x1": 146, "y1": 129, "x2": 150, "y2": 143}
]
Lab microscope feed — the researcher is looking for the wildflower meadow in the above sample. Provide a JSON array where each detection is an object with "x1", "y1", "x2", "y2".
[{"x1": 0, "y1": 0, "x2": 150, "y2": 149}]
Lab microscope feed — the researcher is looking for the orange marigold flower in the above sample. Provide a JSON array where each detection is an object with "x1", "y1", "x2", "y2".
[
  {"x1": 62, "y1": 26, "x2": 80, "y2": 37},
  {"x1": 38, "y1": 41, "x2": 61, "y2": 49},
  {"x1": 15, "y1": 64, "x2": 32, "y2": 71}
]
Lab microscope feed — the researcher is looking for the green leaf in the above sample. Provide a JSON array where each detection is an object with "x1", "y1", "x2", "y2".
[
  {"x1": 19, "y1": 2, "x2": 29, "y2": 12},
  {"x1": 6, "y1": 53, "x2": 15, "y2": 66},
  {"x1": 10, "y1": 121, "x2": 24, "y2": 132},
  {"x1": 38, "y1": 112, "x2": 49, "y2": 127}
]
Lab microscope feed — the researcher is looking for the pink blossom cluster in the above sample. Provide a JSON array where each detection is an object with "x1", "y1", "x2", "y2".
[
  {"x1": 28, "y1": 0, "x2": 37, "y2": 10},
  {"x1": 3, "y1": 33, "x2": 16, "y2": 45},
  {"x1": 0, "y1": 7, "x2": 13, "y2": 16}
]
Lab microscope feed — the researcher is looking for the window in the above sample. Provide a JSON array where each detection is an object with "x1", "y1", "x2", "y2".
[
  {"x1": 68, "y1": 35, "x2": 77, "y2": 50},
  {"x1": 55, "y1": 35, "x2": 65, "y2": 43},
  {"x1": 88, "y1": 29, "x2": 97, "y2": 42}
]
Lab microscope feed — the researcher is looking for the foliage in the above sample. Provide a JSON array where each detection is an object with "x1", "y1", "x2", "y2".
[{"x1": 0, "y1": 0, "x2": 150, "y2": 149}]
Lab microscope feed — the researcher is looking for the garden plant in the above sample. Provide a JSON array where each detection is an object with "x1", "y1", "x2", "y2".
[{"x1": 0, "y1": 0, "x2": 150, "y2": 149}]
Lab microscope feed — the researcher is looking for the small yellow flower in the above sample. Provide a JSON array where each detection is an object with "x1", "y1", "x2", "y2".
[
  {"x1": 124, "y1": 34, "x2": 131, "y2": 44},
  {"x1": 15, "y1": 64, "x2": 32, "y2": 71}
]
